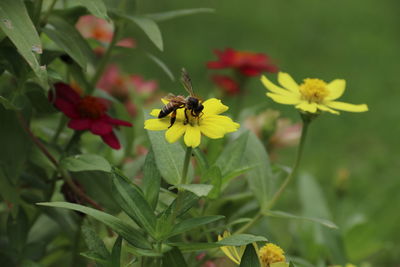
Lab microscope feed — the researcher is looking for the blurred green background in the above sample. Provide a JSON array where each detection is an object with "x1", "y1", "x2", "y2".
[{"x1": 123, "y1": 0, "x2": 400, "y2": 265}]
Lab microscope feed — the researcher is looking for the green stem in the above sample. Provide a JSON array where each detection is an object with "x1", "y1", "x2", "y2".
[
  {"x1": 51, "y1": 116, "x2": 67, "y2": 144},
  {"x1": 71, "y1": 216, "x2": 83, "y2": 267},
  {"x1": 235, "y1": 116, "x2": 311, "y2": 234},
  {"x1": 170, "y1": 147, "x2": 193, "y2": 224},
  {"x1": 41, "y1": 0, "x2": 58, "y2": 25},
  {"x1": 88, "y1": 24, "x2": 120, "y2": 93}
]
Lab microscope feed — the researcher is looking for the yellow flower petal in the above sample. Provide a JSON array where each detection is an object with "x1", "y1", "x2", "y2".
[
  {"x1": 202, "y1": 98, "x2": 228, "y2": 115},
  {"x1": 296, "y1": 102, "x2": 318, "y2": 113},
  {"x1": 261, "y1": 75, "x2": 294, "y2": 96},
  {"x1": 327, "y1": 101, "x2": 368, "y2": 112},
  {"x1": 326, "y1": 101, "x2": 368, "y2": 112},
  {"x1": 144, "y1": 118, "x2": 169, "y2": 130},
  {"x1": 161, "y1": 98, "x2": 169, "y2": 104},
  {"x1": 220, "y1": 246, "x2": 240, "y2": 264},
  {"x1": 165, "y1": 124, "x2": 186, "y2": 143},
  {"x1": 266, "y1": 93, "x2": 301, "y2": 105},
  {"x1": 184, "y1": 125, "x2": 201, "y2": 147},
  {"x1": 317, "y1": 104, "x2": 340, "y2": 115},
  {"x1": 278, "y1": 72, "x2": 300, "y2": 94},
  {"x1": 150, "y1": 109, "x2": 161, "y2": 117},
  {"x1": 201, "y1": 115, "x2": 240, "y2": 133},
  {"x1": 200, "y1": 121, "x2": 226, "y2": 139},
  {"x1": 326, "y1": 79, "x2": 346, "y2": 101}
]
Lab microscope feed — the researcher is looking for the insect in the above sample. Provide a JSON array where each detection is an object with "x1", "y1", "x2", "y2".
[{"x1": 158, "y1": 68, "x2": 204, "y2": 128}]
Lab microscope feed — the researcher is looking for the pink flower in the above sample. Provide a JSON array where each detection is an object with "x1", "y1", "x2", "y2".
[
  {"x1": 131, "y1": 75, "x2": 158, "y2": 94},
  {"x1": 49, "y1": 83, "x2": 132, "y2": 149},
  {"x1": 97, "y1": 65, "x2": 158, "y2": 116},
  {"x1": 76, "y1": 15, "x2": 136, "y2": 51},
  {"x1": 207, "y1": 48, "x2": 278, "y2": 76},
  {"x1": 211, "y1": 74, "x2": 240, "y2": 95}
]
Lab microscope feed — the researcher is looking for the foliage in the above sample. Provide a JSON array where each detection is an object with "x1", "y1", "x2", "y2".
[{"x1": 0, "y1": 0, "x2": 391, "y2": 266}]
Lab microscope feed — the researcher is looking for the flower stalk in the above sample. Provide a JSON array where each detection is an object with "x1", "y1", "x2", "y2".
[{"x1": 235, "y1": 114, "x2": 311, "y2": 234}]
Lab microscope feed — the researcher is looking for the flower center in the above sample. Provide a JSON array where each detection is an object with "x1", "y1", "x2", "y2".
[
  {"x1": 299, "y1": 78, "x2": 328, "y2": 103},
  {"x1": 259, "y1": 244, "x2": 285, "y2": 267},
  {"x1": 183, "y1": 109, "x2": 201, "y2": 126},
  {"x1": 78, "y1": 96, "x2": 107, "y2": 119}
]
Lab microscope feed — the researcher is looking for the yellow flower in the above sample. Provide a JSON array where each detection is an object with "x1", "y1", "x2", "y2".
[
  {"x1": 259, "y1": 243, "x2": 286, "y2": 267},
  {"x1": 261, "y1": 72, "x2": 368, "y2": 114},
  {"x1": 144, "y1": 98, "x2": 240, "y2": 148},
  {"x1": 218, "y1": 231, "x2": 245, "y2": 265}
]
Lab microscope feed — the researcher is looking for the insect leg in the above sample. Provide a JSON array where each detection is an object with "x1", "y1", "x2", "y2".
[
  {"x1": 184, "y1": 108, "x2": 189, "y2": 124},
  {"x1": 169, "y1": 110, "x2": 177, "y2": 128}
]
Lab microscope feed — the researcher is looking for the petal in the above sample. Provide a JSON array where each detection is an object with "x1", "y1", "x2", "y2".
[
  {"x1": 199, "y1": 121, "x2": 226, "y2": 139},
  {"x1": 144, "y1": 118, "x2": 170, "y2": 130},
  {"x1": 184, "y1": 125, "x2": 201, "y2": 148},
  {"x1": 220, "y1": 246, "x2": 240, "y2": 265},
  {"x1": 266, "y1": 93, "x2": 301, "y2": 105},
  {"x1": 54, "y1": 98, "x2": 80, "y2": 118},
  {"x1": 53, "y1": 83, "x2": 81, "y2": 104},
  {"x1": 101, "y1": 132, "x2": 121, "y2": 150},
  {"x1": 104, "y1": 115, "x2": 132, "y2": 127},
  {"x1": 277, "y1": 72, "x2": 300, "y2": 93},
  {"x1": 150, "y1": 109, "x2": 161, "y2": 117},
  {"x1": 260, "y1": 75, "x2": 294, "y2": 96},
  {"x1": 317, "y1": 104, "x2": 340, "y2": 114},
  {"x1": 326, "y1": 79, "x2": 346, "y2": 100},
  {"x1": 326, "y1": 101, "x2": 368, "y2": 112},
  {"x1": 201, "y1": 115, "x2": 240, "y2": 133},
  {"x1": 68, "y1": 118, "x2": 91, "y2": 130},
  {"x1": 296, "y1": 102, "x2": 318, "y2": 113},
  {"x1": 91, "y1": 120, "x2": 113, "y2": 135},
  {"x1": 165, "y1": 124, "x2": 186, "y2": 143},
  {"x1": 202, "y1": 98, "x2": 228, "y2": 115}
]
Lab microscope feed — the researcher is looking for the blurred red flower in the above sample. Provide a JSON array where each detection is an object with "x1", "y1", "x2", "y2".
[
  {"x1": 49, "y1": 83, "x2": 132, "y2": 149},
  {"x1": 211, "y1": 75, "x2": 240, "y2": 95},
  {"x1": 97, "y1": 64, "x2": 158, "y2": 116},
  {"x1": 76, "y1": 15, "x2": 136, "y2": 54},
  {"x1": 207, "y1": 48, "x2": 278, "y2": 76}
]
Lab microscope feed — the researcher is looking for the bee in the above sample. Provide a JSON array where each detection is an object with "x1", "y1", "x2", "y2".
[{"x1": 158, "y1": 68, "x2": 204, "y2": 128}]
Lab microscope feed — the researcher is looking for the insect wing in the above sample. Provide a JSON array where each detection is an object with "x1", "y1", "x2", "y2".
[{"x1": 181, "y1": 68, "x2": 195, "y2": 96}]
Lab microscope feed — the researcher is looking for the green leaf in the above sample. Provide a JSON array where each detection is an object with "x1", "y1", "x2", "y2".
[
  {"x1": 168, "y1": 242, "x2": 220, "y2": 252},
  {"x1": 7, "y1": 208, "x2": 29, "y2": 252},
  {"x1": 60, "y1": 154, "x2": 111, "y2": 172},
  {"x1": 176, "y1": 184, "x2": 213, "y2": 197},
  {"x1": 216, "y1": 131, "x2": 249, "y2": 176},
  {"x1": 44, "y1": 15, "x2": 95, "y2": 70},
  {"x1": 193, "y1": 147, "x2": 209, "y2": 176},
  {"x1": 0, "y1": 0, "x2": 47, "y2": 87},
  {"x1": 142, "y1": 149, "x2": 161, "y2": 210},
  {"x1": 145, "y1": 8, "x2": 214, "y2": 22},
  {"x1": 298, "y1": 174, "x2": 346, "y2": 262},
  {"x1": 167, "y1": 215, "x2": 224, "y2": 238},
  {"x1": 217, "y1": 234, "x2": 268, "y2": 246},
  {"x1": 243, "y1": 131, "x2": 272, "y2": 209},
  {"x1": 75, "y1": 0, "x2": 109, "y2": 20},
  {"x1": 82, "y1": 224, "x2": 110, "y2": 260},
  {"x1": 146, "y1": 53, "x2": 175, "y2": 81},
  {"x1": 110, "y1": 236, "x2": 122, "y2": 267},
  {"x1": 145, "y1": 122, "x2": 192, "y2": 185},
  {"x1": 112, "y1": 169, "x2": 157, "y2": 237},
  {"x1": 162, "y1": 247, "x2": 187, "y2": 267},
  {"x1": 80, "y1": 251, "x2": 110, "y2": 265},
  {"x1": 239, "y1": 244, "x2": 260, "y2": 267},
  {"x1": 202, "y1": 166, "x2": 221, "y2": 199},
  {"x1": 0, "y1": 95, "x2": 19, "y2": 110},
  {"x1": 265, "y1": 210, "x2": 338, "y2": 229},
  {"x1": 37, "y1": 202, "x2": 151, "y2": 249},
  {"x1": 117, "y1": 13, "x2": 163, "y2": 51}
]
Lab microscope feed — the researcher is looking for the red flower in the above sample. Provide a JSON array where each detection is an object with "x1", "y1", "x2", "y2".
[
  {"x1": 207, "y1": 48, "x2": 278, "y2": 76},
  {"x1": 49, "y1": 83, "x2": 132, "y2": 149},
  {"x1": 211, "y1": 75, "x2": 240, "y2": 95}
]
